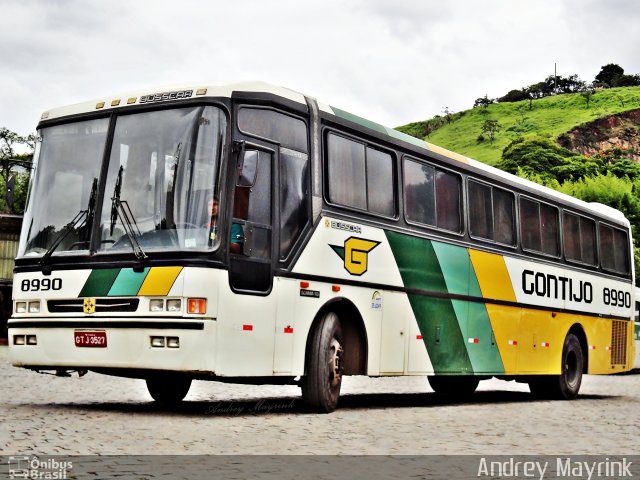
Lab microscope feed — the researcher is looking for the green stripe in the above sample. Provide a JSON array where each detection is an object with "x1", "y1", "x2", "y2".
[
  {"x1": 79, "y1": 269, "x2": 121, "y2": 297},
  {"x1": 385, "y1": 126, "x2": 429, "y2": 149},
  {"x1": 107, "y1": 268, "x2": 150, "y2": 296},
  {"x1": 330, "y1": 107, "x2": 388, "y2": 135},
  {"x1": 433, "y1": 242, "x2": 505, "y2": 374},
  {"x1": 386, "y1": 231, "x2": 507, "y2": 375},
  {"x1": 385, "y1": 231, "x2": 472, "y2": 374}
]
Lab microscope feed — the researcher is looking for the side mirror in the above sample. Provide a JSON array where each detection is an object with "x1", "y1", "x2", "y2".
[{"x1": 237, "y1": 150, "x2": 258, "y2": 187}]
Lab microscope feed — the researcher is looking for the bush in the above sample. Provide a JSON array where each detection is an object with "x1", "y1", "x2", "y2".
[{"x1": 498, "y1": 89, "x2": 529, "y2": 103}]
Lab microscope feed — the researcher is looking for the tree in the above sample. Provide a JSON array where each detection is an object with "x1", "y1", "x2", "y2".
[
  {"x1": 524, "y1": 84, "x2": 543, "y2": 110},
  {"x1": 497, "y1": 136, "x2": 599, "y2": 182},
  {"x1": 594, "y1": 64, "x2": 624, "y2": 87},
  {"x1": 615, "y1": 74, "x2": 640, "y2": 87},
  {"x1": 473, "y1": 95, "x2": 493, "y2": 110},
  {"x1": 442, "y1": 106, "x2": 454, "y2": 124},
  {"x1": 480, "y1": 119, "x2": 501, "y2": 143},
  {"x1": 580, "y1": 87, "x2": 595, "y2": 107},
  {"x1": 0, "y1": 127, "x2": 34, "y2": 213},
  {"x1": 498, "y1": 89, "x2": 529, "y2": 103}
]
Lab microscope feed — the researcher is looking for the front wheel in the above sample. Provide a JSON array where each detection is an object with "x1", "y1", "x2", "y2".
[
  {"x1": 146, "y1": 374, "x2": 192, "y2": 404},
  {"x1": 301, "y1": 312, "x2": 344, "y2": 413},
  {"x1": 529, "y1": 333, "x2": 583, "y2": 400}
]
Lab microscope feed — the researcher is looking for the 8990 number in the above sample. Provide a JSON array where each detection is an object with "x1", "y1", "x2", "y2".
[
  {"x1": 602, "y1": 287, "x2": 631, "y2": 308},
  {"x1": 21, "y1": 278, "x2": 62, "y2": 292}
]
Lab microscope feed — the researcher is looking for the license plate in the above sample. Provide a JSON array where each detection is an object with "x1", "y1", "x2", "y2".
[{"x1": 74, "y1": 330, "x2": 107, "y2": 348}]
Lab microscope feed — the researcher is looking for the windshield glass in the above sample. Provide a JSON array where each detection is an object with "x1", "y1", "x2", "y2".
[
  {"x1": 99, "y1": 106, "x2": 226, "y2": 254},
  {"x1": 18, "y1": 105, "x2": 227, "y2": 258},
  {"x1": 19, "y1": 118, "x2": 109, "y2": 256}
]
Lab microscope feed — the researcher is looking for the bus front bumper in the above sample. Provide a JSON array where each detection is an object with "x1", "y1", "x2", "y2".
[{"x1": 7, "y1": 318, "x2": 217, "y2": 374}]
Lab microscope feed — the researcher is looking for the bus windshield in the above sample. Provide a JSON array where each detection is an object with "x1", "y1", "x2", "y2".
[{"x1": 19, "y1": 105, "x2": 227, "y2": 258}]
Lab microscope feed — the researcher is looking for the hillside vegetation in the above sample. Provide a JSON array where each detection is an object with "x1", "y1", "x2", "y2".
[
  {"x1": 397, "y1": 86, "x2": 640, "y2": 165},
  {"x1": 397, "y1": 83, "x2": 640, "y2": 281}
]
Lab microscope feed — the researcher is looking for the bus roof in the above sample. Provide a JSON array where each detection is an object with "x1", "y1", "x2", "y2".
[{"x1": 39, "y1": 81, "x2": 630, "y2": 228}]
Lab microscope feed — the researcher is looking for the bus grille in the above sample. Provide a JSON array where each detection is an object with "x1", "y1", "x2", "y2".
[
  {"x1": 48, "y1": 298, "x2": 140, "y2": 313},
  {"x1": 610, "y1": 320, "x2": 628, "y2": 365}
]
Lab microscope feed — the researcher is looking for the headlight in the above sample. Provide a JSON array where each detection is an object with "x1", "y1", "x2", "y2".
[
  {"x1": 15, "y1": 302, "x2": 27, "y2": 314},
  {"x1": 166, "y1": 299, "x2": 182, "y2": 312},
  {"x1": 149, "y1": 299, "x2": 164, "y2": 312},
  {"x1": 28, "y1": 301, "x2": 41, "y2": 314}
]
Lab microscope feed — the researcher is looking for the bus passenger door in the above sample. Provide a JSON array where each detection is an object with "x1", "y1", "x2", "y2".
[
  {"x1": 216, "y1": 145, "x2": 277, "y2": 377},
  {"x1": 229, "y1": 147, "x2": 274, "y2": 294}
]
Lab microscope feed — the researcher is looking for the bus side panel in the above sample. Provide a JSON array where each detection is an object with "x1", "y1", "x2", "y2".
[
  {"x1": 379, "y1": 291, "x2": 409, "y2": 374},
  {"x1": 215, "y1": 271, "x2": 277, "y2": 377}
]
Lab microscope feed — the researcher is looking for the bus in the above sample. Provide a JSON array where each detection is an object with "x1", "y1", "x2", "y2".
[{"x1": 9, "y1": 82, "x2": 636, "y2": 412}]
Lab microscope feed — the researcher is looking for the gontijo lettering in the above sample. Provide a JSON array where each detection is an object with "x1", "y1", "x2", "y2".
[{"x1": 522, "y1": 269, "x2": 593, "y2": 304}]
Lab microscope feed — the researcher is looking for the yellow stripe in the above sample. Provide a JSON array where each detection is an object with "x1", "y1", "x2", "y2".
[
  {"x1": 469, "y1": 249, "x2": 516, "y2": 302},
  {"x1": 137, "y1": 267, "x2": 183, "y2": 296},
  {"x1": 425, "y1": 142, "x2": 469, "y2": 164},
  {"x1": 485, "y1": 304, "x2": 520, "y2": 374}
]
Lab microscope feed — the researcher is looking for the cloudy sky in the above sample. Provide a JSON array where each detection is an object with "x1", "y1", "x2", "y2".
[{"x1": 2, "y1": 0, "x2": 639, "y2": 138}]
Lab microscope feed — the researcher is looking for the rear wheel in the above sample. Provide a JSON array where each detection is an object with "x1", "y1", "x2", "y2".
[
  {"x1": 301, "y1": 312, "x2": 344, "y2": 413},
  {"x1": 146, "y1": 374, "x2": 192, "y2": 404},
  {"x1": 529, "y1": 333, "x2": 583, "y2": 400},
  {"x1": 427, "y1": 375, "x2": 480, "y2": 398}
]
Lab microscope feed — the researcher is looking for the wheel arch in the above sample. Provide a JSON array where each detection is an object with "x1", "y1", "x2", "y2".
[
  {"x1": 567, "y1": 323, "x2": 589, "y2": 374},
  {"x1": 305, "y1": 298, "x2": 368, "y2": 376}
]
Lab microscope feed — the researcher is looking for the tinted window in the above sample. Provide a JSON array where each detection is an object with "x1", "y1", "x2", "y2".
[
  {"x1": 520, "y1": 198, "x2": 559, "y2": 256},
  {"x1": 238, "y1": 108, "x2": 308, "y2": 153},
  {"x1": 366, "y1": 147, "x2": 395, "y2": 216},
  {"x1": 404, "y1": 158, "x2": 461, "y2": 233},
  {"x1": 563, "y1": 212, "x2": 596, "y2": 265},
  {"x1": 469, "y1": 181, "x2": 493, "y2": 239},
  {"x1": 540, "y1": 203, "x2": 560, "y2": 256},
  {"x1": 599, "y1": 224, "x2": 630, "y2": 274},
  {"x1": 468, "y1": 180, "x2": 514, "y2": 245},
  {"x1": 493, "y1": 188, "x2": 515, "y2": 245},
  {"x1": 404, "y1": 159, "x2": 435, "y2": 225},
  {"x1": 280, "y1": 148, "x2": 310, "y2": 259},
  {"x1": 327, "y1": 134, "x2": 366, "y2": 209},
  {"x1": 435, "y1": 170, "x2": 462, "y2": 232},
  {"x1": 327, "y1": 133, "x2": 395, "y2": 216},
  {"x1": 520, "y1": 198, "x2": 541, "y2": 252}
]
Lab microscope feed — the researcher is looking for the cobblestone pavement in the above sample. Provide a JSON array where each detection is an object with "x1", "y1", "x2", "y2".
[{"x1": 1, "y1": 346, "x2": 639, "y2": 456}]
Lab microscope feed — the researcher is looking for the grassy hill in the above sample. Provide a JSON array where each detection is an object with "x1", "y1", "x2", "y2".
[{"x1": 397, "y1": 87, "x2": 640, "y2": 166}]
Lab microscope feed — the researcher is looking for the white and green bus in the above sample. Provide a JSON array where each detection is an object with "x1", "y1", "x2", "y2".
[{"x1": 9, "y1": 82, "x2": 636, "y2": 412}]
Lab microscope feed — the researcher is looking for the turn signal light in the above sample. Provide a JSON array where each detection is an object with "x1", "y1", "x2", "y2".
[{"x1": 187, "y1": 298, "x2": 206, "y2": 314}]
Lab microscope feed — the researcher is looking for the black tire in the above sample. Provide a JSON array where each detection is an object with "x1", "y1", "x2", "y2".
[
  {"x1": 301, "y1": 312, "x2": 344, "y2": 413},
  {"x1": 427, "y1": 375, "x2": 480, "y2": 398},
  {"x1": 146, "y1": 375, "x2": 192, "y2": 404},
  {"x1": 528, "y1": 333, "x2": 583, "y2": 400}
]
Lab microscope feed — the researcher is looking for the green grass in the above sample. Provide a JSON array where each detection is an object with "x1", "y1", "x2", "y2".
[{"x1": 397, "y1": 87, "x2": 640, "y2": 166}]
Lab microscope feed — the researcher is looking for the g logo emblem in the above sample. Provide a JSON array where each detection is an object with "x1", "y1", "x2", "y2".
[{"x1": 330, "y1": 237, "x2": 380, "y2": 276}]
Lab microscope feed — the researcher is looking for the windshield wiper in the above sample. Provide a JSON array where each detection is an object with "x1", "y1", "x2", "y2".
[
  {"x1": 110, "y1": 166, "x2": 148, "y2": 260},
  {"x1": 40, "y1": 178, "x2": 98, "y2": 270}
]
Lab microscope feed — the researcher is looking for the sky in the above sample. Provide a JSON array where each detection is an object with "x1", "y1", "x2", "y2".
[{"x1": 1, "y1": 0, "x2": 640, "y2": 140}]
